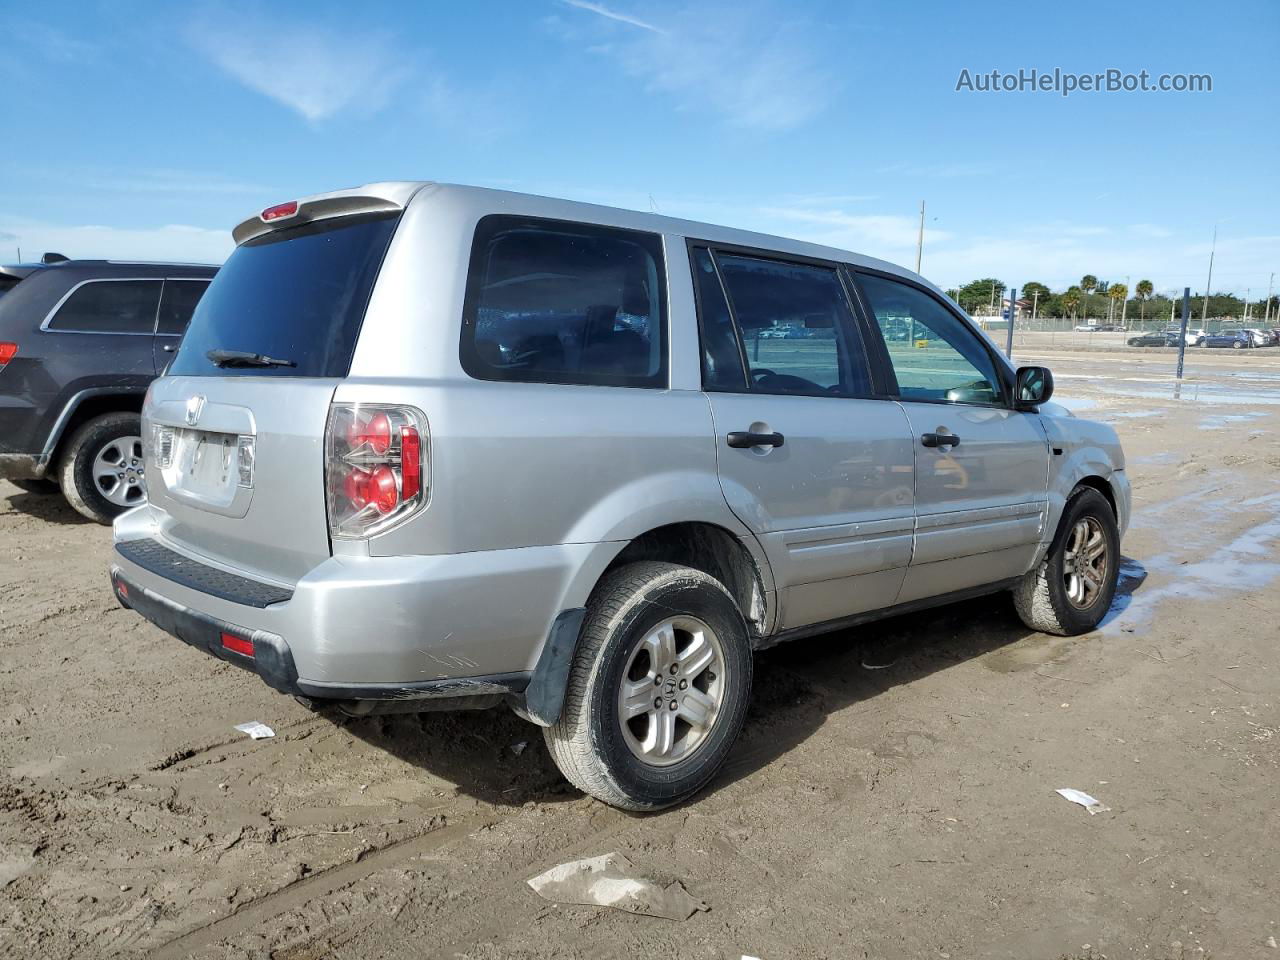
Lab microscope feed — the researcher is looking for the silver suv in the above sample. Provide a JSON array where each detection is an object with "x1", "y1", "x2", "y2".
[{"x1": 111, "y1": 182, "x2": 1129, "y2": 810}]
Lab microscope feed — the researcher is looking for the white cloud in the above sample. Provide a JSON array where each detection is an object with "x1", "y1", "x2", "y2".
[
  {"x1": 555, "y1": 1, "x2": 836, "y2": 130},
  {"x1": 0, "y1": 217, "x2": 232, "y2": 265},
  {"x1": 187, "y1": 9, "x2": 411, "y2": 122}
]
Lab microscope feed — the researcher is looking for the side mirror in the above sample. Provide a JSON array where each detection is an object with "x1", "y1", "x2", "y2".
[{"x1": 1015, "y1": 365, "x2": 1054, "y2": 406}]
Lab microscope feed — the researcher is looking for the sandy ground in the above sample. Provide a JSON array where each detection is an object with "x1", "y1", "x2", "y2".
[{"x1": 2, "y1": 345, "x2": 1278, "y2": 960}]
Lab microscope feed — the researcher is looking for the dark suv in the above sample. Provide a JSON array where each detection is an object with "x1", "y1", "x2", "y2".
[{"x1": 0, "y1": 256, "x2": 217, "y2": 522}]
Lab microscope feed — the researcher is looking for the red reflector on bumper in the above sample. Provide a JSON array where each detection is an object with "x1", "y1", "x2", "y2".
[
  {"x1": 117, "y1": 581, "x2": 129, "y2": 598},
  {"x1": 220, "y1": 632, "x2": 254, "y2": 657}
]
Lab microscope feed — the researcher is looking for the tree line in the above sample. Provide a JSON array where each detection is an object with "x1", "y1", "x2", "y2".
[{"x1": 945, "y1": 277, "x2": 1279, "y2": 323}]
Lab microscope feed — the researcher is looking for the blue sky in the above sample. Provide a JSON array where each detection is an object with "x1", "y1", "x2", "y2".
[{"x1": 2, "y1": 0, "x2": 1277, "y2": 297}]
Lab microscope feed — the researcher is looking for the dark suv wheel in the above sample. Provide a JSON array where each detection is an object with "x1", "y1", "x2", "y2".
[
  {"x1": 58, "y1": 412, "x2": 147, "y2": 523},
  {"x1": 543, "y1": 561, "x2": 753, "y2": 810}
]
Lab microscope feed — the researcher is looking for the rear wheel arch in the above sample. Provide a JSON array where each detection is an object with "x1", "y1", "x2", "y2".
[
  {"x1": 599, "y1": 521, "x2": 770, "y2": 638},
  {"x1": 46, "y1": 391, "x2": 145, "y2": 472}
]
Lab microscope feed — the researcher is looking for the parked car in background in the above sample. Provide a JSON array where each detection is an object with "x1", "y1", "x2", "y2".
[
  {"x1": 0, "y1": 257, "x2": 217, "y2": 521},
  {"x1": 1127, "y1": 332, "x2": 1182, "y2": 347},
  {"x1": 1203, "y1": 329, "x2": 1261, "y2": 349},
  {"x1": 1167, "y1": 327, "x2": 1207, "y2": 346},
  {"x1": 110, "y1": 182, "x2": 1130, "y2": 811},
  {"x1": 1244, "y1": 328, "x2": 1278, "y2": 346}
]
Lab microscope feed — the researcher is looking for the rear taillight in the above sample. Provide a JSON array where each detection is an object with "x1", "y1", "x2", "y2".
[
  {"x1": 0, "y1": 342, "x2": 16, "y2": 367},
  {"x1": 325, "y1": 403, "x2": 428, "y2": 538}
]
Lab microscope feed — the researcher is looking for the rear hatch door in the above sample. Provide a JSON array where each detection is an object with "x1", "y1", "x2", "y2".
[{"x1": 144, "y1": 204, "x2": 402, "y2": 583}]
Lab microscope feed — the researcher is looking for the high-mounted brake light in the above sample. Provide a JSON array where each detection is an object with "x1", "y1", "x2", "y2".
[
  {"x1": 260, "y1": 200, "x2": 299, "y2": 223},
  {"x1": 325, "y1": 404, "x2": 428, "y2": 538},
  {"x1": 0, "y1": 342, "x2": 17, "y2": 367}
]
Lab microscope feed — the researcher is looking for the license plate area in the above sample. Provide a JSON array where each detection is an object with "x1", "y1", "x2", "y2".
[{"x1": 159, "y1": 427, "x2": 252, "y2": 515}]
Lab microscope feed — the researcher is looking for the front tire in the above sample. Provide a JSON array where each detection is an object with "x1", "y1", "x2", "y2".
[
  {"x1": 1013, "y1": 487, "x2": 1120, "y2": 636},
  {"x1": 543, "y1": 562, "x2": 752, "y2": 811},
  {"x1": 58, "y1": 413, "x2": 147, "y2": 524}
]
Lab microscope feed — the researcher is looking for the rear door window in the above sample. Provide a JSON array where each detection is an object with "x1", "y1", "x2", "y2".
[
  {"x1": 169, "y1": 212, "x2": 399, "y2": 378},
  {"x1": 46, "y1": 279, "x2": 162, "y2": 334},
  {"x1": 156, "y1": 279, "x2": 211, "y2": 336},
  {"x1": 460, "y1": 216, "x2": 667, "y2": 388}
]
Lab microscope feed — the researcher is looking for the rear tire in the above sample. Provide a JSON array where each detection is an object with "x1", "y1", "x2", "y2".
[
  {"x1": 58, "y1": 413, "x2": 146, "y2": 524},
  {"x1": 543, "y1": 561, "x2": 752, "y2": 811},
  {"x1": 1013, "y1": 487, "x2": 1120, "y2": 636}
]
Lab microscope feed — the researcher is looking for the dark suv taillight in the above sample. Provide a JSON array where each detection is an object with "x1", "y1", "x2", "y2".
[
  {"x1": 324, "y1": 403, "x2": 428, "y2": 538},
  {"x1": 0, "y1": 342, "x2": 17, "y2": 368}
]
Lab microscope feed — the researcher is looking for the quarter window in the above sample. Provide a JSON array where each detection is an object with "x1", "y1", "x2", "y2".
[
  {"x1": 712, "y1": 253, "x2": 870, "y2": 398},
  {"x1": 690, "y1": 247, "x2": 746, "y2": 391},
  {"x1": 857, "y1": 273, "x2": 1004, "y2": 405},
  {"x1": 46, "y1": 280, "x2": 162, "y2": 334},
  {"x1": 157, "y1": 280, "x2": 211, "y2": 336},
  {"x1": 461, "y1": 217, "x2": 667, "y2": 388}
]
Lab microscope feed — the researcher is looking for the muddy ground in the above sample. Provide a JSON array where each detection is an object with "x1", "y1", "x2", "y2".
[{"x1": 2, "y1": 345, "x2": 1278, "y2": 959}]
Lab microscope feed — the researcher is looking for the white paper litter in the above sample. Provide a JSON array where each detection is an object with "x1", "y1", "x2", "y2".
[
  {"x1": 1056, "y1": 787, "x2": 1110, "y2": 814},
  {"x1": 234, "y1": 721, "x2": 275, "y2": 740},
  {"x1": 527, "y1": 852, "x2": 708, "y2": 920}
]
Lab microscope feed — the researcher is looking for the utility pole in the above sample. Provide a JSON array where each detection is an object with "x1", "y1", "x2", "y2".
[
  {"x1": 1265, "y1": 272, "x2": 1275, "y2": 326},
  {"x1": 1201, "y1": 225, "x2": 1217, "y2": 322},
  {"x1": 1121, "y1": 275, "x2": 1129, "y2": 328},
  {"x1": 1243, "y1": 288, "x2": 1250, "y2": 324},
  {"x1": 1175, "y1": 287, "x2": 1191, "y2": 384},
  {"x1": 1005, "y1": 286, "x2": 1017, "y2": 358},
  {"x1": 1032, "y1": 289, "x2": 1040, "y2": 321},
  {"x1": 914, "y1": 201, "x2": 925, "y2": 273}
]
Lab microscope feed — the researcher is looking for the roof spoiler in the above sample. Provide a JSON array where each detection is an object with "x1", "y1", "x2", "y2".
[{"x1": 232, "y1": 194, "x2": 404, "y2": 246}]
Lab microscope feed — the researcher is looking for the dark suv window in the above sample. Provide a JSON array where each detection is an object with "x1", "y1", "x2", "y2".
[
  {"x1": 157, "y1": 279, "x2": 211, "y2": 336},
  {"x1": 461, "y1": 216, "x2": 667, "y2": 388},
  {"x1": 170, "y1": 213, "x2": 399, "y2": 378},
  {"x1": 46, "y1": 279, "x2": 162, "y2": 334}
]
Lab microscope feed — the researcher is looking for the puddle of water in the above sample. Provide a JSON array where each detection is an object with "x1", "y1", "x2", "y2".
[
  {"x1": 1097, "y1": 557, "x2": 1150, "y2": 629},
  {"x1": 1199, "y1": 411, "x2": 1268, "y2": 430},
  {"x1": 1106, "y1": 409, "x2": 1166, "y2": 420},
  {"x1": 1106, "y1": 513, "x2": 1280, "y2": 632}
]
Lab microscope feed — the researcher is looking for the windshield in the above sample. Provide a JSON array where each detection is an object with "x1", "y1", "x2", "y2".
[{"x1": 169, "y1": 212, "x2": 399, "y2": 378}]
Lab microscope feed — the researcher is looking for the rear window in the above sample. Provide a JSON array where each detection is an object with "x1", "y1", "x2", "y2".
[
  {"x1": 169, "y1": 213, "x2": 399, "y2": 378},
  {"x1": 460, "y1": 216, "x2": 667, "y2": 388},
  {"x1": 46, "y1": 279, "x2": 162, "y2": 333}
]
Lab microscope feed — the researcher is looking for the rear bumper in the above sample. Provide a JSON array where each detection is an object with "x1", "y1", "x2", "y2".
[
  {"x1": 109, "y1": 564, "x2": 531, "y2": 703},
  {"x1": 109, "y1": 520, "x2": 609, "y2": 702}
]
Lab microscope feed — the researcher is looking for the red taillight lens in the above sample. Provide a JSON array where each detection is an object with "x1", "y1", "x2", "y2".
[
  {"x1": 346, "y1": 411, "x2": 392, "y2": 454},
  {"x1": 261, "y1": 200, "x2": 298, "y2": 222},
  {"x1": 220, "y1": 632, "x2": 254, "y2": 657},
  {"x1": 325, "y1": 404, "x2": 428, "y2": 538},
  {"x1": 369, "y1": 465, "x2": 399, "y2": 514},
  {"x1": 400, "y1": 426, "x2": 421, "y2": 500},
  {"x1": 0, "y1": 342, "x2": 17, "y2": 367}
]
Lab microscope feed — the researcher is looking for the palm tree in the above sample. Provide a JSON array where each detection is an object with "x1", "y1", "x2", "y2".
[
  {"x1": 1063, "y1": 287, "x2": 1081, "y2": 319},
  {"x1": 1108, "y1": 283, "x2": 1128, "y2": 323},
  {"x1": 1135, "y1": 279, "x2": 1154, "y2": 320},
  {"x1": 1081, "y1": 275, "x2": 1097, "y2": 321}
]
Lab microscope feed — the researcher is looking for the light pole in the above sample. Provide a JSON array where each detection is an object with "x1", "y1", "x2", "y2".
[
  {"x1": 1201, "y1": 225, "x2": 1217, "y2": 323},
  {"x1": 915, "y1": 200, "x2": 925, "y2": 273},
  {"x1": 1265, "y1": 272, "x2": 1275, "y2": 326}
]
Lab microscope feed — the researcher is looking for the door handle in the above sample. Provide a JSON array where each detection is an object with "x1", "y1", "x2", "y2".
[
  {"x1": 920, "y1": 432, "x2": 960, "y2": 448},
  {"x1": 161, "y1": 344, "x2": 176, "y2": 353},
  {"x1": 727, "y1": 431, "x2": 785, "y2": 449}
]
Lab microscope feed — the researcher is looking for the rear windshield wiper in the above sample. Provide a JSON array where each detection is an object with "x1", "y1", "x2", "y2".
[{"x1": 206, "y1": 349, "x2": 297, "y2": 368}]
